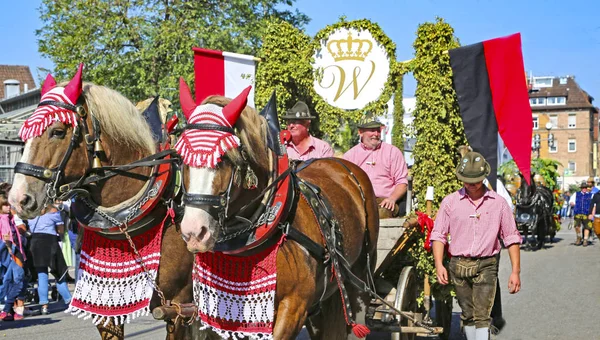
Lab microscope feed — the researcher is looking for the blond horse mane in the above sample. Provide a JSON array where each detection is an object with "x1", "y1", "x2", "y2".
[
  {"x1": 201, "y1": 95, "x2": 268, "y2": 170},
  {"x1": 80, "y1": 83, "x2": 155, "y2": 156}
]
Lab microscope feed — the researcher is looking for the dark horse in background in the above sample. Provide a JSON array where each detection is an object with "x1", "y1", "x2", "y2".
[{"x1": 515, "y1": 173, "x2": 556, "y2": 249}]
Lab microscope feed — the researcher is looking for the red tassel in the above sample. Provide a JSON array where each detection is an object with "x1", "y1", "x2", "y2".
[{"x1": 351, "y1": 323, "x2": 370, "y2": 338}]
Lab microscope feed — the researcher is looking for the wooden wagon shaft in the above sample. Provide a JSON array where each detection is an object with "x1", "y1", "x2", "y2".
[{"x1": 152, "y1": 303, "x2": 198, "y2": 321}]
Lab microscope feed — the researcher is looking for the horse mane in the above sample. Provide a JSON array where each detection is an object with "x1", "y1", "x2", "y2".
[
  {"x1": 201, "y1": 95, "x2": 268, "y2": 169},
  {"x1": 80, "y1": 82, "x2": 155, "y2": 156}
]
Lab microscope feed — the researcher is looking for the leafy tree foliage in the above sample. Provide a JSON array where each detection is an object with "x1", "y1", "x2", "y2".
[{"x1": 37, "y1": 0, "x2": 309, "y2": 102}]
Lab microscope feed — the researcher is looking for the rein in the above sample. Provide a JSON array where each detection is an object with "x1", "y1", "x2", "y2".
[{"x1": 15, "y1": 102, "x2": 178, "y2": 204}]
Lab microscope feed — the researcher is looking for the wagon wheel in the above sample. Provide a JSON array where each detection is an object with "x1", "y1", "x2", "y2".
[{"x1": 391, "y1": 266, "x2": 418, "y2": 340}]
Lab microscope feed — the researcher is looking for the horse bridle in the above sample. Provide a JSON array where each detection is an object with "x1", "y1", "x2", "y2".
[
  {"x1": 14, "y1": 100, "x2": 178, "y2": 208},
  {"x1": 14, "y1": 100, "x2": 99, "y2": 203},
  {"x1": 179, "y1": 123, "x2": 238, "y2": 226}
]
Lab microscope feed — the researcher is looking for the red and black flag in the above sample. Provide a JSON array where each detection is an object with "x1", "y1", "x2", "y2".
[{"x1": 449, "y1": 33, "x2": 532, "y2": 189}]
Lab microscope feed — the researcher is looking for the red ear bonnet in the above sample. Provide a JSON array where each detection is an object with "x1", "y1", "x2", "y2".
[
  {"x1": 222, "y1": 86, "x2": 251, "y2": 126},
  {"x1": 179, "y1": 77, "x2": 196, "y2": 120},
  {"x1": 63, "y1": 63, "x2": 83, "y2": 104},
  {"x1": 41, "y1": 74, "x2": 57, "y2": 96}
]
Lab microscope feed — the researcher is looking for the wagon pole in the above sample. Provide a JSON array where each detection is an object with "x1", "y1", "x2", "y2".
[{"x1": 423, "y1": 196, "x2": 433, "y2": 319}]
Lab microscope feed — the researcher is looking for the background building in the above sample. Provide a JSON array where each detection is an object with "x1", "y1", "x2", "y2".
[
  {"x1": 528, "y1": 75, "x2": 599, "y2": 188},
  {"x1": 0, "y1": 65, "x2": 38, "y2": 181}
]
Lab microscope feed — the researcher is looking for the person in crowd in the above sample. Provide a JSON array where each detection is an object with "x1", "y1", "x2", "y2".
[
  {"x1": 431, "y1": 152, "x2": 521, "y2": 340},
  {"x1": 588, "y1": 177, "x2": 599, "y2": 195},
  {"x1": 28, "y1": 205, "x2": 72, "y2": 314},
  {"x1": 12, "y1": 213, "x2": 33, "y2": 317},
  {"x1": 588, "y1": 182, "x2": 600, "y2": 243},
  {"x1": 569, "y1": 181, "x2": 593, "y2": 246},
  {"x1": 0, "y1": 183, "x2": 25, "y2": 320},
  {"x1": 343, "y1": 119, "x2": 409, "y2": 218},
  {"x1": 282, "y1": 101, "x2": 334, "y2": 160}
]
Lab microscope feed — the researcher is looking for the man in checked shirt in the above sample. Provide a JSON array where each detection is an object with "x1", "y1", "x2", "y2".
[{"x1": 431, "y1": 151, "x2": 522, "y2": 340}]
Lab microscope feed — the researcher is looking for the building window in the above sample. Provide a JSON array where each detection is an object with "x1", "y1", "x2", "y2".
[
  {"x1": 549, "y1": 142, "x2": 558, "y2": 153},
  {"x1": 547, "y1": 96, "x2": 566, "y2": 105},
  {"x1": 568, "y1": 114, "x2": 576, "y2": 128},
  {"x1": 568, "y1": 161, "x2": 576, "y2": 172},
  {"x1": 549, "y1": 115, "x2": 558, "y2": 128},
  {"x1": 3, "y1": 79, "x2": 19, "y2": 99},
  {"x1": 568, "y1": 139, "x2": 576, "y2": 152},
  {"x1": 533, "y1": 77, "x2": 553, "y2": 88},
  {"x1": 559, "y1": 77, "x2": 568, "y2": 85},
  {"x1": 533, "y1": 115, "x2": 539, "y2": 129},
  {"x1": 529, "y1": 97, "x2": 546, "y2": 106}
]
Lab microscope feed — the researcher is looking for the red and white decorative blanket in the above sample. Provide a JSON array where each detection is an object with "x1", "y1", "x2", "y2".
[
  {"x1": 193, "y1": 241, "x2": 279, "y2": 339},
  {"x1": 66, "y1": 223, "x2": 164, "y2": 325}
]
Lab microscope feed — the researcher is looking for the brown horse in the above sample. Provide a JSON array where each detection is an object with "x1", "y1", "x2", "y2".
[
  {"x1": 8, "y1": 76, "x2": 197, "y2": 339},
  {"x1": 176, "y1": 84, "x2": 380, "y2": 339}
]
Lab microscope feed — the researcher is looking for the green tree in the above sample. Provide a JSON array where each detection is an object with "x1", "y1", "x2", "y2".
[
  {"x1": 498, "y1": 159, "x2": 562, "y2": 191},
  {"x1": 37, "y1": 0, "x2": 309, "y2": 102}
]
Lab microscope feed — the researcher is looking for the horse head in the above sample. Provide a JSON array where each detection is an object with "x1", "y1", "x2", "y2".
[
  {"x1": 517, "y1": 172, "x2": 537, "y2": 206},
  {"x1": 175, "y1": 79, "x2": 269, "y2": 253},
  {"x1": 9, "y1": 65, "x2": 156, "y2": 219}
]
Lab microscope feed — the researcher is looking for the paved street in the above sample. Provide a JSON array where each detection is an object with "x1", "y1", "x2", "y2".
[{"x1": 1, "y1": 221, "x2": 598, "y2": 339}]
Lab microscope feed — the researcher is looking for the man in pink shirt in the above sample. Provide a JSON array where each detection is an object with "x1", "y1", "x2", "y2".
[
  {"x1": 282, "y1": 101, "x2": 334, "y2": 161},
  {"x1": 431, "y1": 152, "x2": 522, "y2": 340},
  {"x1": 343, "y1": 120, "x2": 408, "y2": 218}
]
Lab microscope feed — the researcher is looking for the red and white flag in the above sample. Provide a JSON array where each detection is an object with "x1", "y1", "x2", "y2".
[{"x1": 194, "y1": 48, "x2": 257, "y2": 107}]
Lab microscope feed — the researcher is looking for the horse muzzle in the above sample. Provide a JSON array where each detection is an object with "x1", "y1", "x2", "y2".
[
  {"x1": 180, "y1": 211, "x2": 217, "y2": 253},
  {"x1": 8, "y1": 175, "x2": 46, "y2": 219}
]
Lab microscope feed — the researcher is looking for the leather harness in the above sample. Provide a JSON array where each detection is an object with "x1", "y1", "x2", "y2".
[{"x1": 14, "y1": 100, "x2": 181, "y2": 238}]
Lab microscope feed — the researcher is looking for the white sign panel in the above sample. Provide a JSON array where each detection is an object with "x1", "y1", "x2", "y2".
[{"x1": 313, "y1": 28, "x2": 391, "y2": 110}]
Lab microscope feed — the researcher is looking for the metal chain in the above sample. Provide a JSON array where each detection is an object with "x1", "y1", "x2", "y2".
[
  {"x1": 80, "y1": 184, "x2": 167, "y2": 306},
  {"x1": 118, "y1": 221, "x2": 167, "y2": 306}
]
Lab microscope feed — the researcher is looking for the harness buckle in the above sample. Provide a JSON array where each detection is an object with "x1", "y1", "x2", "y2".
[
  {"x1": 84, "y1": 134, "x2": 94, "y2": 145},
  {"x1": 59, "y1": 184, "x2": 71, "y2": 193},
  {"x1": 43, "y1": 169, "x2": 53, "y2": 179},
  {"x1": 278, "y1": 221, "x2": 290, "y2": 235},
  {"x1": 76, "y1": 105, "x2": 86, "y2": 117}
]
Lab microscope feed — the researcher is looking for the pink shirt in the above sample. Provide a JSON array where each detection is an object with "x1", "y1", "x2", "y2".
[
  {"x1": 286, "y1": 136, "x2": 334, "y2": 161},
  {"x1": 343, "y1": 142, "x2": 408, "y2": 198},
  {"x1": 430, "y1": 188, "x2": 522, "y2": 257}
]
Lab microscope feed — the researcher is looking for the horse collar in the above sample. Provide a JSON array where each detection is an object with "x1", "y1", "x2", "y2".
[
  {"x1": 72, "y1": 154, "x2": 178, "y2": 238},
  {"x1": 212, "y1": 132, "x2": 294, "y2": 254}
]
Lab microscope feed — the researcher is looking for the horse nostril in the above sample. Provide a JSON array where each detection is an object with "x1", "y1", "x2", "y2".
[{"x1": 20, "y1": 194, "x2": 36, "y2": 211}]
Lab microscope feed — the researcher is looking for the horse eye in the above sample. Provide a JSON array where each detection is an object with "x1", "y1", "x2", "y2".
[{"x1": 50, "y1": 129, "x2": 66, "y2": 139}]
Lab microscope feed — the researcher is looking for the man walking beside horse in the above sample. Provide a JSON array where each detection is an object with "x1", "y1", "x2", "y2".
[
  {"x1": 569, "y1": 181, "x2": 593, "y2": 246},
  {"x1": 431, "y1": 152, "x2": 522, "y2": 340}
]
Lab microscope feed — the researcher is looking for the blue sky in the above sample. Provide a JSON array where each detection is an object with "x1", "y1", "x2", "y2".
[{"x1": 2, "y1": 0, "x2": 599, "y2": 102}]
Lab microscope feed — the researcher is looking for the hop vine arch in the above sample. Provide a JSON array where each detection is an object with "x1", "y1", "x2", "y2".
[{"x1": 255, "y1": 15, "x2": 468, "y2": 305}]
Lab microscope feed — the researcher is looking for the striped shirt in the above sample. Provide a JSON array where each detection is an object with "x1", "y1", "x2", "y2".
[
  {"x1": 286, "y1": 136, "x2": 334, "y2": 161},
  {"x1": 430, "y1": 188, "x2": 522, "y2": 257}
]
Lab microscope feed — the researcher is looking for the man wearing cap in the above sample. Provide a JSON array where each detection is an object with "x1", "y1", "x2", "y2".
[
  {"x1": 569, "y1": 181, "x2": 593, "y2": 246},
  {"x1": 431, "y1": 152, "x2": 522, "y2": 340},
  {"x1": 282, "y1": 101, "x2": 334, "y2": 161},
  {"x1": 343, "y1": 119, "x2": 409, "y2": 218}
]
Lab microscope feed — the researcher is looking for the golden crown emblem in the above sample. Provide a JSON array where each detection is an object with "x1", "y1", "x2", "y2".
[{"x1": 327, "y1": 33, "x2": 373, "y2": 62}]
